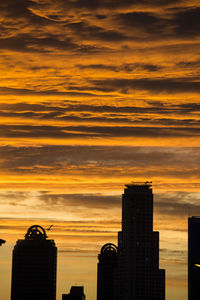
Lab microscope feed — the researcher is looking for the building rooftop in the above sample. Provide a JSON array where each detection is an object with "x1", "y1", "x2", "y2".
[
  {"x1": 25, "y1": 225, "x2": 47, "y2": 240},
  {"x1": 189, "y1": 216, "x2": 200, "y2": 222},
  {"x1": 125, "y1": 181, "x2": 152, "y2": 189},
  {"x1": 70, "y1": 286, "x2": 85, "y2": 295}
]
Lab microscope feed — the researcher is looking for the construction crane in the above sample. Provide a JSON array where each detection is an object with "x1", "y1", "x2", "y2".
[{"x1": 47, "y1": 225, "x2": 53, "y2": 231}]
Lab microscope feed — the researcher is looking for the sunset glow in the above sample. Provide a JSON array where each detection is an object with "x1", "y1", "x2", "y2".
[{"x1": 1, "y1": 0, "x2": 200, "y2": 299}]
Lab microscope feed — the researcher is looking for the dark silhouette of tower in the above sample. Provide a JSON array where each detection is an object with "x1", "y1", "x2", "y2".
[
  {"x1": 117, "y1": 182, "x2": 165, "y2": 300},
  {"x1": 97, "y1": 182, "x2": 165, "y2": 300},
  {"x1": 62, "y1": 286, "x2": 86, "y2": 300},
  {"x1": 11, "y1": 225, "x2": 57, "y2": 300},
  {"x1": 188, "y1": 216, "x2": 200, "y2": 300},
  {"x1": 97, "y1": 243, "x2": 118, "y2": 300}
]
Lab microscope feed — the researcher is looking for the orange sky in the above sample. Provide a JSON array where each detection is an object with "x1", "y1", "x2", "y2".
[{"x1": 1, "y1": 0, "x2": 200, "y2": 299}]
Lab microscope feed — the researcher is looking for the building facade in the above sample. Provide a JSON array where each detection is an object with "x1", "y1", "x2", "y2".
[
  {"x1": 188, "y1": 216, "x2": 200, "y2": 300},
  {"x1": 11, "y1": 225, "x2": 57, "y2": 300},
  {"x1": 62, "y1": 286, "x2": 86, "y2": 300}
]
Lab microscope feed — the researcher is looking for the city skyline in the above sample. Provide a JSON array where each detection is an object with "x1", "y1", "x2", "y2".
[
  {"x1": 5, "y1": 208, "x2": 200, "y2": 300},
  {"x1": 1, "y1": 183, "x2": 193, "y2": 300},
  {"x1": 1, "y1": 0, "x2": 200, "y2": 299}
]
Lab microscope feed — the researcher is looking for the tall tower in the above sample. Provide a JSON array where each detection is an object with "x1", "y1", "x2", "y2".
[
  {"x1": 11, "y1": 225, "x2": 57, "y2": 300},
  {"x1": 117, "y1": 182, "x2": 165, "y2": 300},
  {"x1": 97, "y1": 243, "x2": 118, "y2": 300},
  {"x1": 188, "y1": 216, "x2": 200, "y2": 300}
]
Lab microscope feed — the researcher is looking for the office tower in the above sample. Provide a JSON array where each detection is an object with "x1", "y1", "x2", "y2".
[
  {"x1": 97, "y1": 182, "x2": 165, "y2": 300},
  {"x1": 188, "y1": 216, "x2": 200, "y2": 300},
  {"x1": 11, "y1": 225, "x2": 57, "y2": 300},
  {"x1": 62, "y1": 286, "x2": 86, "y2": 300},
  {"x1": 97, "y1": 243, "x2": 118, "y2": 300},
  {"x1": 117, "y1": 182, "x2": 165, "y2": 300}
]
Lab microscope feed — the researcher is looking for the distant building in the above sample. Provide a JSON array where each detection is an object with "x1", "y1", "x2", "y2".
[
  {"x1": 97, "y1": 182, "x2": 165, "y2": 300},
  {"x1": 62, "y1": 286, "x2": 85, "y2": 300},
  {"x1": 97, "y1": 243, "x2": 118, "y2": 300},
  {"x1": 188, "y1": 216, "x2": 200, "y2": 300},
  {"x1": 11, "y1": 225, "x2": 57, "y2": 300},
  {"x1": 0, "y1": 239, "x2": 6, "y2": 246}
]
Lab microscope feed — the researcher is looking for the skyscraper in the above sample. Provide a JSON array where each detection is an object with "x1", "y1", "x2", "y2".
[
  {"x1": 62, "y1": 286, "x2": 86, "y2": 300},
  {"x1": 188, "y1": 216, "x2": 200, "y2": 300},
  {"x1": 97, "y1": 182, "x2": 165, "y2": 300},
  {"x1": 97, "y1": 243, "x2": 118, "y2": 300},
  {"x1": 117, "y1": 182, "x2": 165, "y2": 300},
  {"x1": 11, "y1": 225, "x2": 57, "y2": 300}
]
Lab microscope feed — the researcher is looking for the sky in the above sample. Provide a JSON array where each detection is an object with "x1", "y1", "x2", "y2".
[{"x1": 1, "y1": 0, "x2": 200, "y2": 299}]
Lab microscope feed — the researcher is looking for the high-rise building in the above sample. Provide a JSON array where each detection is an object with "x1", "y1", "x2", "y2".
[
  {"x1": 97, "y1": 243, "x2": 118, "y2": 300},
  {"x1": 188, "y1": 216, "x2": 200, "y2": 300},
  {"x1": 11, "y1": 225, "x2": 57, "y2": 300},
  {"x1": 97, "y1": 182, "x2": 165, "y2": 300},
  {"x1": 62, "y1": 286, "x2": 86, "y2": 300},
  {"x1": 117, "y1": 182, "x2": 165, "y2": 300}
]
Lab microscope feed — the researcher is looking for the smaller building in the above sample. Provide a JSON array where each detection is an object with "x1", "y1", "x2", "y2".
[
  {"x1": 97, "y1": 243, "x2": 118, "y2": 300},
  {"x1": 62, "y1": 286, "x2": 85, "y2": 300},
  {"x1": 11, "y1": 225, "x2": 57, "y2": 300},
  {"x1": 0, "y1": 239, "x2": 6, "y2": 246},
  {"x1": 188, "y1": 216, "x2": 200, "y2": 300}
]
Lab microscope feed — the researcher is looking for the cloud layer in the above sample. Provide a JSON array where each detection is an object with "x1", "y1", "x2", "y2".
[{"x1": 0, "y1": 1, "x2": 199, "y2": 300}]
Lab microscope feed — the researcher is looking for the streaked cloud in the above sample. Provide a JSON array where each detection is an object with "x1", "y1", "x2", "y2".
[{"x1": 0, "y1": 1, "x2": 199, "y2": 299}]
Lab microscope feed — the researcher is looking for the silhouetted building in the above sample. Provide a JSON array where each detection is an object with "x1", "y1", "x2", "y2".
[
  {"x1": 188, "y1": 216, "x2": 200, "y2": 300},
  {"x1": 116, "y1": 183, "x2": 165, "y2": 300},
  {"x1": 97, "y1": 182, "x2": 165, "y2": 300},
  {"x1": 97, "y1": 243, "x2": 118, "y2": 300},
  {"x1": 62, "y1": 286, "x2": 85, "y2": 300},
  {"x1": 11, "y1": 225, "x2": 57, "y2": 300},
  {"x1": 0, "y1": 239, "x2": 6, "y2": 246}
]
